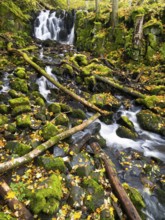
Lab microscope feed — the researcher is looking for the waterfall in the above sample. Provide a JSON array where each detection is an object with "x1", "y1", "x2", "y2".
[{"x1": 34, "y1": 9, "x2": 75, "y2": 45}]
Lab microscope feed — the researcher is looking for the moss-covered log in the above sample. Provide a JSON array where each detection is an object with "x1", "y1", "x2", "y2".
[
  {"x1": 89, "y1": 141, "x2": 142, "y2": 220},
  {"x1": 0, "y1": 113, "x2": 100, "y2": 174},
  {"x1": 0, "y1": 178, "x2": 33, "y2": 220},
  {"x1": 7, "y1": 43, "x2": 109, "y2": 116}
]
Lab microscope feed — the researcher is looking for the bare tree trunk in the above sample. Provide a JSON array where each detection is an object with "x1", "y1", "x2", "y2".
[
  {"x1": 0, "y1": 113, "x2": 100, "y2": 174},
  {"x1": 67, "y1": 0, "x2": 70, "y2": 9},
  {"x1": 89, "y1": 141, "x2": 142, "y2": 220},
  {"x1": 133, "y1": 15, "x2": 144, "y2": 47},
  {"x1": 7, "y1": 43, "x2": 109, "y2": 116},
  {"x1": 111, "y1": 0, "x2": 118, "y2": 28},
  {"x1": 0, "y1": 178, "x2": 33, "y2": 220},
  {"x1": 95, "y1": 0, "x2": 99, "y2": 13}
]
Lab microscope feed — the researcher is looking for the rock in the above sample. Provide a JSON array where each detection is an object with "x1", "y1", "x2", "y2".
[
  {"x1": 53, "y1": 146, "x2": 65, "y2": 157},
  {"x1": 0, "y1": 104, "x2": 9, "y2": 114},
  {"x1": 16, "y1": 114, "x2": 31, "y2": 128},
  {"x1": 9, "y1": 97, "x2": 30, "y2": 108},
  {"x1": 137, "y1": 110, "x2": 165, "y2": 136},
  {"x1": 6, "y1": 141, "x2": 32, "y2": 156},
  {"x1": 116, "y1": 126, "x2": 138, "y2": 140},
  {"x1": 41, "y1": 123, "x2": 59, "y2": 140},
  {"x1": 10, "y1": 78, "x2": 28, "y2": 93},
  {"x1": 136, "y1": 95, "x2": 165, "y2": 109},
  {"x1": 14, "y1": 67, "x2": 26, "y2": 79},
  {"x1": 68, "y1": 185, "x2": 85, "y2": 208},
  {"x1": 83, "y1": 178, "x2": 104, "y2": 211},
  {"x1": 0, "y1": 114, "x2": 8, "y2": 126},
  {"x1": 55, "y1": 113, "x2": 69, "y2": 126},
  {"x1": 11, "y1": 105, "x2": 31, "y2": 116},
  {"x1": 117, "y1": 115, "x2": 135, "y2": 131},
  {"x1": 35, "y1": 97, "x2": 45, "y2": 106},
  {"x1": 81, "y1": 62, "x2": 111, "y2": 76},
  {"x1": 61, "y1": 63, "x2": 74, "y2": 75},
  {"x1": 6, "y1": 122, "x2": 17, "y2": 133},
  {"x1": 72, "y1": 54, "x2": 88, "y2": 66},
  {"x1": 8, "y1": 89, "x2": 24, "y2": 98},
  {"x1": 28, "y1": 174, "x2": 62, "y2": 215},
  {"x1": 38, "y1": 156, "x2": 66, "y2": 172},
  {"x1": 48, "y1": 103, "x2": 61, "y2": 113},
  {"x1": 70, "y1": 108, "x2": 86, "y2": 119}
]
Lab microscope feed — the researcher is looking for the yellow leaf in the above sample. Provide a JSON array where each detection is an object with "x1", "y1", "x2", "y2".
[
  {"x1": 87, "y1": 195, "x2": 92, "y2": 201},
  {"x1": 109, "y1": 207, "x2": 114, "y2": 216},
  {"x1": 111, "y1": 193, "x2": 118, "y2": 203},
  {"x1": 5, "y1": 191, "x2": 15, "y2": 200},
  {"x1": 73, "y1": 211, "x2": 82, "y2": 219}
]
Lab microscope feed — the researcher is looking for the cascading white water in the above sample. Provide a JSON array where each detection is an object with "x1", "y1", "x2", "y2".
[{"x1": 34, "y1": 10, "x2": 75, "y2": 44}]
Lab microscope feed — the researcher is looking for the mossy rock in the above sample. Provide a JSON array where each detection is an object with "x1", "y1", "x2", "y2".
[
  {"x1": 137, "y1": 110, "x2": 165, "y2": 136},
  {"x1": 60, "y1": 103, "x2": 72, "y2": 112},
  {"x1": 6, "y1": 141, "x2": 32, "y2": 156},
  {"x1": 10, "y1": 78, "x2": 28, "y2": 93},
  {"x1": 89, "y1": 93, "x2": 120, "y2": 111},
  {"x1": 116, "y1": 126, "x2": 138, "y2": 140},
  {"x1": 55, "y1": 113, "x2": 69, "y2": 125},
  {"x1": 61, "y1": 63, "x2": 74, "y2": 75},
  {"x1": 0, "y1": 114, "x2": 8, "y2": 126},
  {"x1": 38, "y1": 156, "x2": 66, "y2": 172},
  {"x1": 143, "y1": 18, "x2": 163, "y2": 35},
  {"x1": 70, "y1": 109, "x2": 86, "y2": 119},
  {"x1": 48, "y1": 103, "x2": 61, "y2": 113},
  {"x1": 0, "y1": 104, "x2": 9, "y2": 114},
  {"x1": 29, "y1": 174, "x2": 63, "y2": 215},
  {"x1": 136, "y1": 95, "x2": 165, "y2": 109},
  {"x1": 81, "y1": 62, "x2": 111, "y2": 76},
  {"x1": 72, "y1": 54, "x2": 88, "y2": 66},
  {"x1": 16, "y1": 114, "x2": 31, "y2": 128},
  {"x1": 148, "y1": 33, "x2": 158, "y2": 49},
  {"x1": 42, "y1": 123, "x2": 59, "y2": 140},
  {"x1": 12, "y1": 105, "x2": 31, "y2": 116},
  {"x1": 8, "y1": 89, "x2": 25, "y2": 98},
  {"x1": 14, "y1": 67, "x2": 26, "y2": 79},
  {"x1": 160, "y1": 43, "x2": 165, "y2": 60},
  {"x1": 117, "y1": 116, "x2": 135, "y2": 131},
  {"x1": 6, "y1": 122, "x2": 17, "y2": 133},
  {"x1": 84, "y1": 76, "x2": 96, "y2": 89},
  {"x1": 83, "y1": 178, "x2": 104, "y2": 211},
  {"x1": 9, "y1": 97, "x2": 30, "y2": 108},
  {"x1": 123, "y1": 183, "x2": 146, "y2": 219},
  {"x1": 35, "y1": 97, "x2": 45, "y2": 106},
  {"x1": 0, "y1": 212, "x2": 16, "y2": 220}
]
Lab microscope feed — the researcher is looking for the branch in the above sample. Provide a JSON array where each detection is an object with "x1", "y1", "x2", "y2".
[
  {"x1": 7, "y1": 43, "x2": 109, "y2": 116},
  {"x1": 89, "y1": 141, "x2": 142, "y2": 220},
  {"x1": 0, "y1": 113, "x2": 100, "y2": 174}
]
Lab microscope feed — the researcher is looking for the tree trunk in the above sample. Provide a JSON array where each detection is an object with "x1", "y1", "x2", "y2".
[
  {"x1": 7, "y1": 43, "x2": 109, "y2": 116},
  {"x1": 133, "y1": 15, "x2": 144, "y2": 47},
  {"x1": 0, "y1": 113, "x2": 100, "y2": 174},
  {"x1": 95, "y1": 0, "x2": 99, "y2": 13},
  {"x1": 0, "y1": 178, "x2": 33, "y2": 220},
  {"x1": 89, "y1": 141, "x2": 142, "y2": 220},
  {"x1": 111, "y1": 0, "x2": 118, "y2": 28}
]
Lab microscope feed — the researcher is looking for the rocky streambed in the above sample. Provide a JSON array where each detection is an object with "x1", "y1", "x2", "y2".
[{"x1": 0, "y1": 40, "x2": 165, "y2": 220}]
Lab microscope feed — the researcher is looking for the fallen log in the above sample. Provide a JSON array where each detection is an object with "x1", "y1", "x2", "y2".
[
  {"x1": 0, "y1": 178, "x2": 33, "y2": 220},
  {"x1": 89, "y1": 141, "x2": 142, "y2": 220},
  {"x1": 0, "y1": 113, "x2": 100, "y2": 174},
  {"x1": 7, "y1": 43, "x2": 109, "y2": 116}
]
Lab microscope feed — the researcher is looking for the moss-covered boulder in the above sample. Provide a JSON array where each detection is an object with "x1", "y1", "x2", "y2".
[
  {"x1": 9, "y1": 97, "x2": 30, "y2": 108},
  {"x1": 70, "y1": 108, "x2": 86, "y2": 119},
  {"x1": 72, "y1": 53, "x2": 88, "y2": 66},
  {"x1": 136, "y1": 95, "x2": 165, "y2": 109},
  {"x1": 48, "y1": 103, "x2": 61, "y2": 113},
  {"x1": 16, "y1": 114, "x2": 31, "y2": 128},
  {"x1": 38, "y1": 156, "x2": 66, "y2": 172},
  {"x1": 137, "y1": 110, "x2": 165, "y2": 136},
  {"x1": 8, "y1": 89, "x2": 25, "y2": 98},
  {"x1": 123, "y1": 183, "x2": 146, "y2": 219},
  {"x1": 6, "y1": 141, "x2": 32, "y2": 156},
  {"x1": 6, "y1": 122, "x2": 17, "y2": 133},
  {"x1": 12, "y1": 105, "x2": 31, "y2": 116},
  {"x1": 35, "y1": 97, "x2": 45, "y2": 106},
  {"x1": 81, "y1": 62, "x2": 111, "y2": 76},
  {"x1": 83, "y1": 178, "x2": 104, "y2": 211},
  {"x1": 0, "y1": 104, "x2": 9, "y2": 114},
  {"x1": 0, "y1": 114, "x2": 8, "y2": 126},
  {"x1": 0, "y1": 212, "x2": 15, "y2": 220},
  {"x1": 60, "y1": 103, "x2": 72, "y2": 112},
  {"x1": 14, "y1": 67, "x2": 26, "y2": 79},
  {"x1": 117, "y1": 116, "x2": 135, "y2": 131},
  {"x1": 55, "y1": 113, "x2": 69, "y2": 125},
  {"x1": 29, "y1": 174, "x2": 63, "y2": 215},
  {"x1": 143, "y1": 18, "x2": 163, "y2": 36},
  {"x1": 89, "y1": 93, "x2": 120, "y2": 111},
  {"x1": 116, "y1": 126, "x2": 138, "y2": 140},
  {"x1": 61, "y1": 63, "x2": 74, "y2": 75},
  {"x1": 10, "y1": 78, "x2": 28, "y2": 93},
  {"x1": 42, "y1": 123, "x2": 59, "y2": 140}
]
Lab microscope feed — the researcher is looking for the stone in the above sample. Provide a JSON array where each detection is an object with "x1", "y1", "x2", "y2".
[
  {"x1": 9, "y1": 97, "x2": 30, "y2": 108},
  {"x1": 10, "y1": 78, "x2": 28, "y2": 93},
  {"x1": 69, "y1": 186, "x2": 85, "y2": 208},
  {"x1": 0, "y1": 114, "x2": 8, "y2": 126},
  {"x1": 0, "y1": 104, "x2": 9, "y2": 114},
  {"x1": 16, "y1": 114, "x2": 31, "y2": 128},
  {"x1": 48, "y1": 103, "x2": 61, "y2": 113},
  {"x1": 41, "y1": 123, "x2": 59, "y2": 140},
  {"x1": 6, "y1": 141, "x2": 32, "y2": 156},
  {"x1": 55, "y1": 113, "x2": 69, "y2": 125},
  {"x1": 116, "y1": 126, "x2": 138, "y2": 140}
]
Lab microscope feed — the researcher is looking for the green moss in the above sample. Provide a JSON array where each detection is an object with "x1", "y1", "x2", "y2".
[
  {"x1": 14, "y1": 67, "x2": 26, "y2": 78},
  {"x1": 143, "y1": 18, "x2": 163, "y2": 35},
  {"x1": 148, "y1": 33, "x2": 157, "y2": 49},
  {"x1": 10, "y1": 78, "x2": 28, "y2": 93},
  {"x1": 136, "y1": 95, "x2": 165, "y2": 109},
  {"x1": 6, "y1": 141, "x2": 32, "y2": 156},
  {"x1": 35, "y1": 97, "x2": 45, "y2": 106},
  {"x1": 72, "y1": 54, "x2": 88, "y2": 66},
  {"x1": 9, "y1": 97, "x2": 30, "y2": 108},
  {"x1": 131, "y1": 7, "x2": 145, "y2": 21},
  {"x1": 42, "y1": 123, "x2": 59, "y2": 140},
  {"x1": 55, "y1": 113, "x2": 69, "y2": 126},
  {"x1": 8, "y1": 89, "x2": 24, "y2": 98},
  {"x1": 12, "y1": 104, "x2": 31, "y2": 116},
  {"x1": 0, "y1": 212, "x2": 16, "y2": 220},
  {"x1": 0, "y1": 114, "x2": 8, "y2": 126},
  {"x1": 29, "y1": 174, "x2": 63, "y2": 214},
  {"x1": 16, "y1": 114, "x2": 31, "y2": 128},
  {"x1": 118, "y1": 116, "x2": 135, "y2": 131},
  {"x1": 38, "y1": 156, "x2": 66, "y2": 172},
  {"x1": 60, "y1": 103, "x2": 72, "y2": 112},
  {"x1": 48, "y1": 103, "x2": 61, "y2": 113},
  {"x1": 7, "y1": 122, "x2": 17, "y2": 133},
  {"x1": 160, "y1": 43, "x2": 165, "y2": 59},
  {"x1": 0, "y1": 104, "x2": 9, "y2": 113},
  {"x1": 81, "y1": 62, "x2": 111, "y2": 76},
  {"x1": 116, "y1": 126, "x2": 138, "y2": 140},
  {"x1": 70, "y1": 109, "x2": 86, "y2": 119},
  {"x1": 61, "y1": 63, "x2": 74, "y2": 75}
]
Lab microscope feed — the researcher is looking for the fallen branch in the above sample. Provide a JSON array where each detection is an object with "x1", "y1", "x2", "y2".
[
  {"x1": 0, "y1": 178, "x2": 33, "y2": 220},
  {"x1": 89, "y1": 141, "x2": 142, "y2": 220},
  {"x1": 7, "y1": 43, "x2": 109, "y2": 116},
  {"x1": 0, "y1": 113, "x2": 100, "y2": 174}
]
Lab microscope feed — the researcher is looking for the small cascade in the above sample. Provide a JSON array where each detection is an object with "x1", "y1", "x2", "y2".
[{"x1": 34, "y1": 9, "x2": 75, "y2": 44}]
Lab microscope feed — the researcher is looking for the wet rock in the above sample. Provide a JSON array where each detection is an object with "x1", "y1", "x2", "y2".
[
  {"x1": 68, "y1": 185, "x2": 85, "y2": 208},
  {"x1": 41, "y1": 123, "x2": 59, "y2": 140},
  {"x1": 116, "y1": 126, "x2": 138, "y2": 140},
  {"x1": 137, "y1": 110, "x2": 165, "y2": 136},
  {"x1": 6, "y1": 141, "x2": 32, "y2": 156},
  {"x1": 70, "y1": 108, "x2": 86, "y2": 119},
  {"x1": 38, "y1": 156, "x2": 66, "y2": 172},
  {"x1": 117, "y1": 115, "x2": 135, "y2": 131},
  {"x1": 28, "y1": 174, "x2": 62, "y2": 215},
  {"x1": 53, "y1": 146, "x2": 65, "y2": 157},
  {"x1": 16, "y1": 114, "x2": 31, "y2": 128}
]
